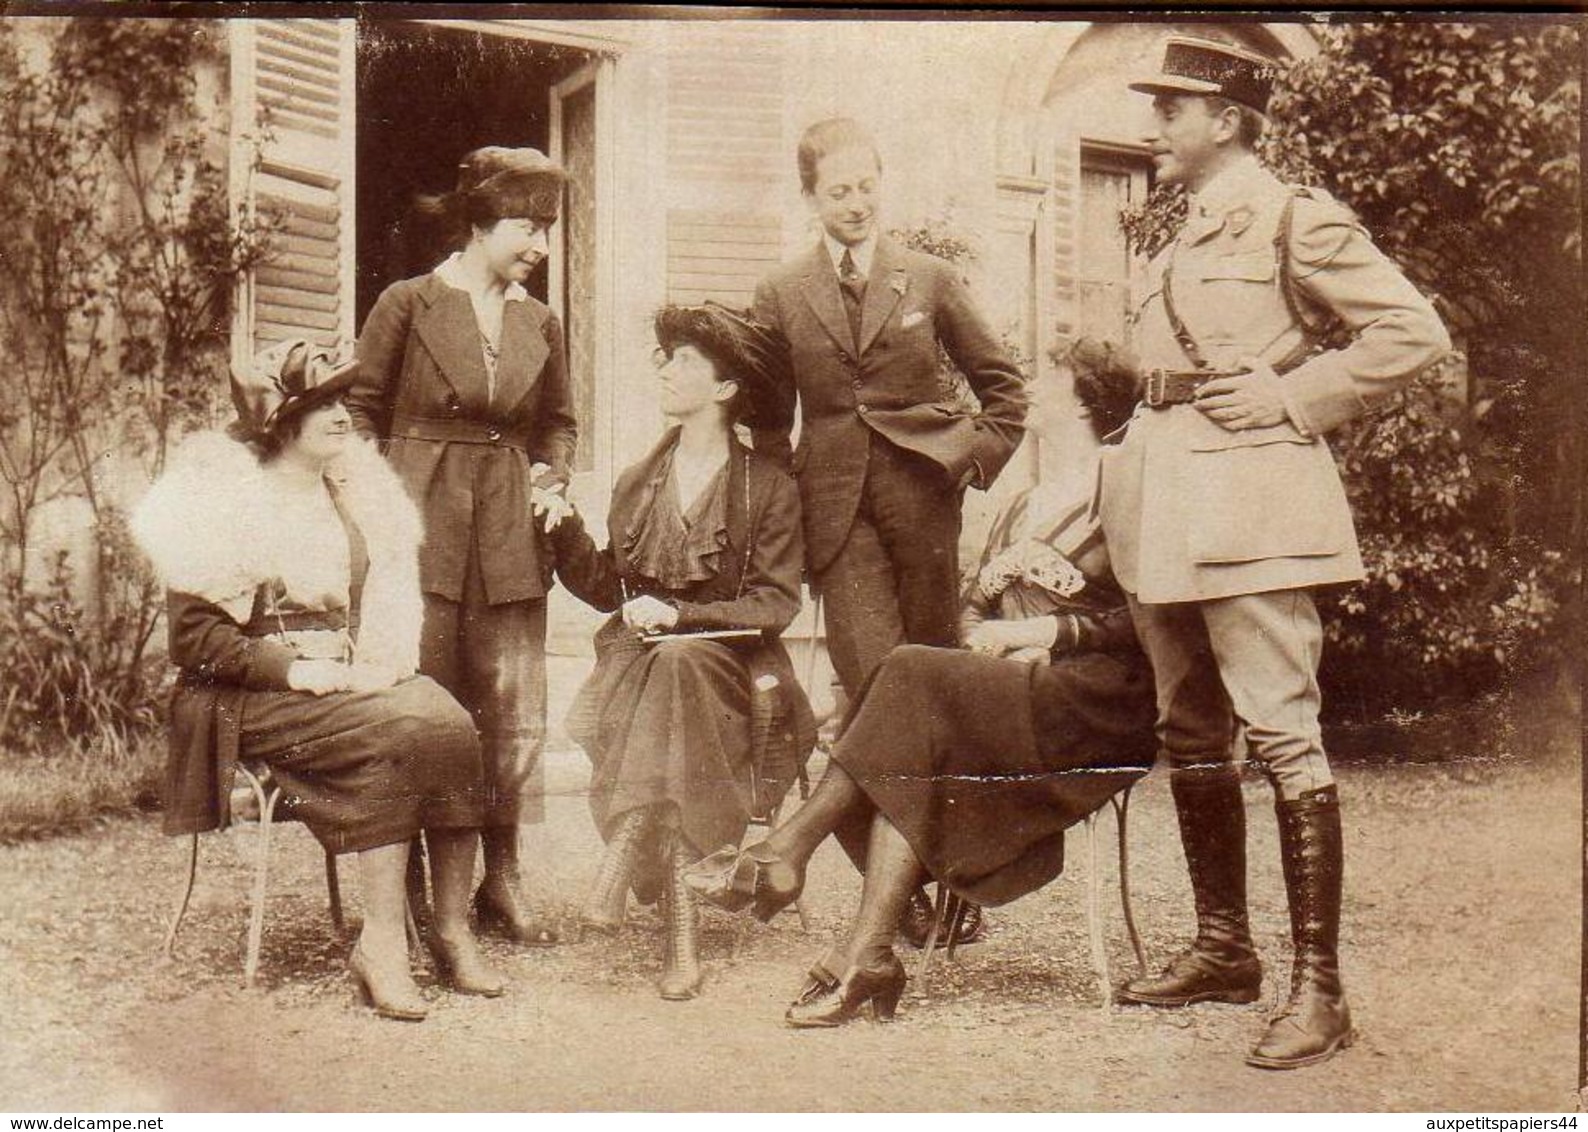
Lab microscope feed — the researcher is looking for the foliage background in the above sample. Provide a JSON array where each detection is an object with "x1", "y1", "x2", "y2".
[{"x1": 0, "y1": 20, "x2": 271, "y2": 833}]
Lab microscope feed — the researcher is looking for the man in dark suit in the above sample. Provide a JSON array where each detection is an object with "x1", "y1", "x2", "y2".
[{"x1": 753, "y1": 117, "x2": 1028, "y2": 698}]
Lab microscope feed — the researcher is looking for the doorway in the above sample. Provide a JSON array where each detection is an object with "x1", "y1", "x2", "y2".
[{"x1": 355, "y1": 21, "x2": 590, "y2": 311}]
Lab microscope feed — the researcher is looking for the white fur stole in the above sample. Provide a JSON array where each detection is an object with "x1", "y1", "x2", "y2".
[{"x1": 130, "y1": 431, "x2": 425, "y2": 675}]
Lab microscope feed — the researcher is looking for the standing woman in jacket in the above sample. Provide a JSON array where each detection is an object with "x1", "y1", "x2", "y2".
[{"x1": 349, "y1": 147, "x2": 578, "y2": 947}]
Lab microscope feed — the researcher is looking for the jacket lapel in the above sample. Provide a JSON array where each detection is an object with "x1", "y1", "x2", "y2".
[
  {"x1": 798, "y1": 245, "x2": 857, "y2": 355},
  {"x1": 493, "y1": 300, "x2": 549, "y2": 414},
  {"x1": 857, "y1": 237, "x2": 906, "y2": 356},
  {"x1": 414, "y1": 280, "x2": 490, "y2": 407}
]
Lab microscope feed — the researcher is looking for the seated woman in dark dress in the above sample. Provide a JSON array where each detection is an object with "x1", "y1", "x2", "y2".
[
  {"x1": 686, "y1": 339, "x2": 1156, "y2": 1026},
  {"x1": 132, "y1": 340, "x2": 505, "y2": 1022},
  {"x1": 552, "y1": 304, "x2": 813, "y2": 1001}
]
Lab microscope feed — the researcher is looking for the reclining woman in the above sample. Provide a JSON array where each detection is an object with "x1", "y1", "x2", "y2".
[
  {"x1": 552, "y1": 304, "x2": 813, "y2": 1000},
  {"x1": 133, "y1": 341, "x2": 505, "y2": 1022},
  {"x1": 686, "y1": 339, "x2": 1157, "y2": 1026}
]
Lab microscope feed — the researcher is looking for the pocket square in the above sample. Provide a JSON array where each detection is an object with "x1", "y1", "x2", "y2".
[{"x1": 901, "y1": 311, "x2": 926, "y2": 330}]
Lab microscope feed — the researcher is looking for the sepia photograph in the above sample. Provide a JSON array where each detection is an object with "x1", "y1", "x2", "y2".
[{"x1": 0, "y1": 3, "x2": 1580, "y2": 1115}]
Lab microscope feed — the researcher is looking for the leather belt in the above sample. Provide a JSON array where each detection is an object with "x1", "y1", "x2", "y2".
[
  {"x1": 1142, "y1": 368, "x2": 1242, "y2": 409},
  {"x1": 391, "y1": 415, "x2": 531, "y2": 452}
]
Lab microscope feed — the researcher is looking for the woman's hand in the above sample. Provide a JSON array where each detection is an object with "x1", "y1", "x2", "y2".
[
  {"x1": 287, "y1": 659, "x2": 352, "y2": 696},
  {"x1": 964, "y1": 616, "x2": 1059, "y2": 658},
  {"x1": 1004, "y1": 646, "x2": 1051, "y2": 666},
  {"x1": 622, "y1": 595, "x2": 679, "y2": 635},
  {"x1": 530, "y1": 462, "x2": 574, "y2": 532},
  {"x1": 532, "y1": 485, "x2": 574, "y2": 532},
  {"x1": 346, "y1": 663, "x2": 401, "y2": 694}
]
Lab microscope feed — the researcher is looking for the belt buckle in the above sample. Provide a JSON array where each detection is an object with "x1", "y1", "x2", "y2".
[{"x1": 1143, "y1": 369, "x2": 1169, "y2": 408}]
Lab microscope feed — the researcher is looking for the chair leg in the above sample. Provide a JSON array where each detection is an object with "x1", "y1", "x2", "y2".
[
  {"x1": 324, "y1": 850, "x2": 346, "y2": 936},
  {"x1": 913, "y1": 883, "x2": 951, "y2": 987},
  {"x1": 942, "y1": 893, "x2": 967, "y2": 963},
  {"x1": 1085, "y1": 810, "x2": 1111, "y2": 1012},
  {"x1": 164, "y1": 833, "x2": 200, "y2": 957},
  {"x1": 1113, "y1": 786, "x2": 1147, "y2": 978},
  {"x1": 241, "y1": 767, "x2": 281, "y2": 990}
]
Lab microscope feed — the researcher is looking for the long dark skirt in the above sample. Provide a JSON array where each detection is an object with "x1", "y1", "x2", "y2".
[
  {"x1": 567, "y1": 627, "x2": 755, "y2": 854},
  {"x1": 833, "y1": 644, "x2": 1158, "y2": 907},
  {"x1": 238, "y1": 676, "x2": 484, "y2": 854}
]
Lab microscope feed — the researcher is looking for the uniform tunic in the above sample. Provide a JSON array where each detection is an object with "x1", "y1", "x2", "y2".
[{"x1": 350, "y1": 261, "x2": 579, "y2": 826}]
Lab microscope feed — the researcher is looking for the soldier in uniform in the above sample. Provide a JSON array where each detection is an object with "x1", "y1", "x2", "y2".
[{"x1": 1099, "y1": 38, "x2": 1451, "y2": 1069}]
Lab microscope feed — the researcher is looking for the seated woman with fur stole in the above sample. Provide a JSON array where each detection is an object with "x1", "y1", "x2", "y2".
[{"x1": 132, "y1": 340, "x2": 504, "y2": 1022}]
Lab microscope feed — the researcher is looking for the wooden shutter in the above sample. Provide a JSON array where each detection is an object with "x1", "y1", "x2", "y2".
[
  {"x1": 663, "y1": 23, "x2": 784, "y2": 306},
  {"x1": 231, "y1": 18, "x2": 355, "y2": 362}
]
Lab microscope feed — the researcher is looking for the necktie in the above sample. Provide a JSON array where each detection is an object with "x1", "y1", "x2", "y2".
[{"x1": 839, "y1": 249, "x2": 865, "y2": 344}]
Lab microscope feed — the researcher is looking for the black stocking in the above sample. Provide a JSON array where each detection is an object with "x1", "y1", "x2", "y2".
[
  {"x1": 761, "y1": 760, "x2": 871, "y2": 874},
  {"x1": 838, "y1": 813, "x2": 925, "y2": 973}
]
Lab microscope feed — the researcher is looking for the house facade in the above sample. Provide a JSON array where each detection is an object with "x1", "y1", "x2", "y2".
[{"x1": 224, "y1": 14, "x2": 1316, "y2": 649}]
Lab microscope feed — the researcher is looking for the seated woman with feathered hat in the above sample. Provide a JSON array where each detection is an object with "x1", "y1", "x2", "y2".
[
  {"x1": 553, "y1": 304, "x2": 813, "y2": 1001},
  {"x1": 132, "y1": 340, "x2": 505, "y2": 1022}
]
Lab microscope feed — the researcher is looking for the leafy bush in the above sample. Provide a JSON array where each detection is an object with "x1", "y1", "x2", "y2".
[
  {"x1": 1118, "y1": 22, "x2": 1581, "y2": 717},
  {"x1": 0, "y1": 19, "x2": 269, "y2": 759}
]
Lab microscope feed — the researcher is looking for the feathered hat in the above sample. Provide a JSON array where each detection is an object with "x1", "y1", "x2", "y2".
[{"x1": 653, "y1": 303, "x2": 794, "y2": 431}]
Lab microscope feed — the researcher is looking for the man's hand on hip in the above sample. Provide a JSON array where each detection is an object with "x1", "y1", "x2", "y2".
[{"x1": 1194, "y1": 358, "x2": 1290, "y2": 430}]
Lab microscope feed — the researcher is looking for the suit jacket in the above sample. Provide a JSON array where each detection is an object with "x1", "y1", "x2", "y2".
[
  {"x1": 1098, "y1": 156, "x2": 1451, "y2": 603},
  {"x1": 349, "y1": 273, "x2": 579, "y2": 604},
  {"x1": 752, "y1": 236, "x2": 1027, "y2": 573}
]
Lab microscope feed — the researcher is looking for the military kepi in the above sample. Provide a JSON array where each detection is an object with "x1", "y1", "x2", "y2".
[{"x1": 1129, "y1": 36, "x2": 1278, "y2": 116}]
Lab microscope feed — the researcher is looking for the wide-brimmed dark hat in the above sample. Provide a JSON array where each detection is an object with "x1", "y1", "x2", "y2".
[
  {"x1": 653, "y1": 303, "x2": 793, "y2": 430},
  {"x1": 1129, "y1": 36, "x2": 1279, "y2": 116},
  {"x1": 456, "y1": 146, "x2": 566, "y2": 225},
  {"x1": 228, "y1": 338, "x2": 359, "y2": 443}
]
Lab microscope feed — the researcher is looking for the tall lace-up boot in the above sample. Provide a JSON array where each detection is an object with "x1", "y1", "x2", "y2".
[
  {"x1": 1118, "y1": 764, "x2": 1262, "y2": 1006},
  {"x1": 1246, "y1": 784, "x2": 1355, "y2": 1069}
]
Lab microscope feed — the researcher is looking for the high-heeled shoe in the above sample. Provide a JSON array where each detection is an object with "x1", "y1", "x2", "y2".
[
  {"x1": 348, "y1": 944, "x2": 428, "y2": 1022},
  {"x1": 683, "y1": 843, "x2": 803, "y2": 923},
  {"x1": 427, "y1": 934, "x2": 507, "y2": 998},
  {"x1": 900, "y1": 887, "x2": 986, "y2": 950},
  {"x1": 784, "y1": 954, "x2": 907, "y2": 1028},
  {"x1": 473, "y1": 885, "x2": 562, "y2": 947}
]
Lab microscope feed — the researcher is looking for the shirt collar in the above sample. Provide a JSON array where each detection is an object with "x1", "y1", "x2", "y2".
[
  {"x1": 1189, "y1": 153, "x2": 1264, "y2": 222},
  {"x1": 433, "y1": 252, "x2": 529, "y2": 303},
  {"x1": 823, "y1": 232, "x2": 876, "y2": 279}
]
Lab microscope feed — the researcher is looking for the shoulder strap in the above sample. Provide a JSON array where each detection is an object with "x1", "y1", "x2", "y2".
[
  {"x1": 1274, "y1": 189, "x2": 1344, "y2": 345},
  {"x1": 1159, "y1": 245, "x2": 1209, "y2": 370}
]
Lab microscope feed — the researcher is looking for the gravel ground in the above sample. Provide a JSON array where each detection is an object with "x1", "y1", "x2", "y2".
[{"x1": 0, "y1": 664, "x2": 1579, "y2": 1113}]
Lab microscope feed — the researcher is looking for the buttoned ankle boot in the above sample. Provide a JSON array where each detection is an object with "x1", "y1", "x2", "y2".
[
  {"x1": 657, "y1": 833, "x2": 703, "y2": 1001},
  {"x1": 582, "y1": 807, "x2": 654, "y2": 933},
  {"x1": 1118, "y1": 764, "x2": 1262, "y2": 1006},
  {"x1": 1247, "y1": 784, "x2": 1355, "y2": 1069}
]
